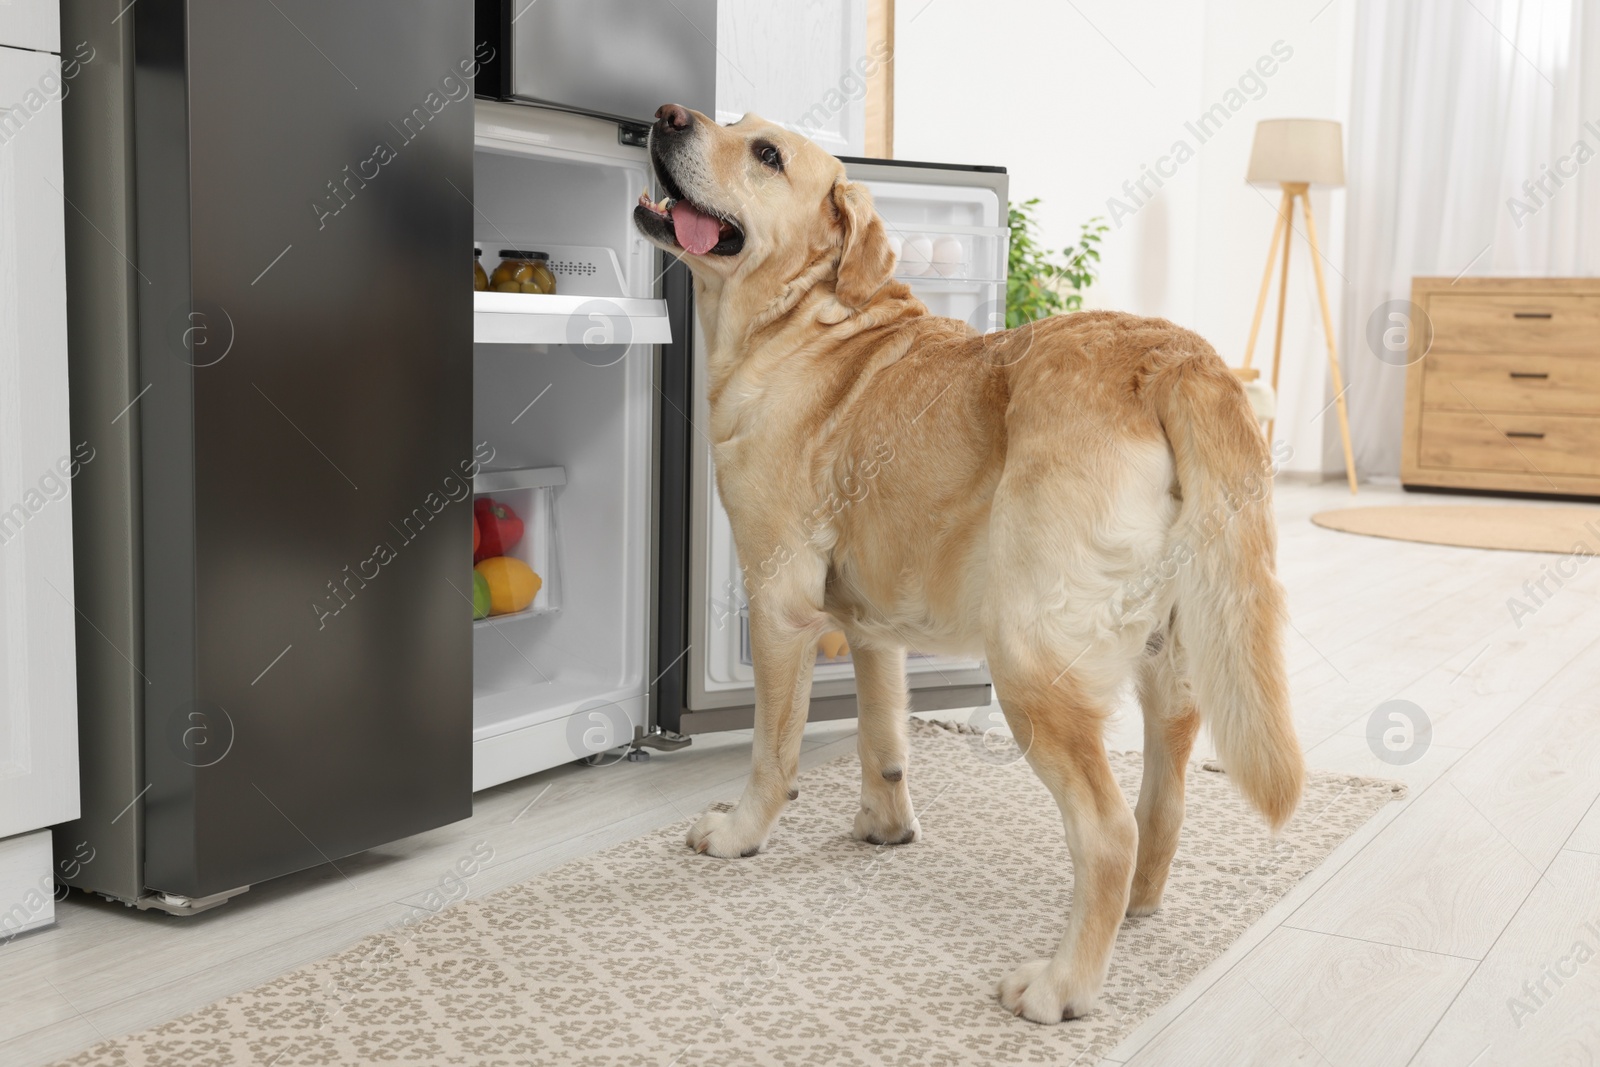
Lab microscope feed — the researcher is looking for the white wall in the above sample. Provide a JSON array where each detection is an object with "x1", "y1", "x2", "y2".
[
  {"x1": 895, "y1": 0, "x2": 1207, "y2": 330},
  {"x1": 716, "y1": 0, "x2": 870, "y2": 156},
  {"x1": 896, "y1": 0, "x2": 1358, "y2": 477}
]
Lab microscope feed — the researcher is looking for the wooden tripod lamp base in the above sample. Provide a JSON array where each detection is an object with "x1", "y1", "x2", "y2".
[{"x1": 1240, "y1": 121, "x2": 1358, "y2": 495}]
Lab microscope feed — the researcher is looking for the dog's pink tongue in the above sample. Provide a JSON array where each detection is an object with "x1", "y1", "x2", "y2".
[{"x1": 670, "y1": 201, "x2": 721, "y2": 254}]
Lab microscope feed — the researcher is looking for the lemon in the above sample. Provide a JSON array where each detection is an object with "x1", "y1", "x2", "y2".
[{"x1": 474, "y1": 556, "x2": 541, "y2": 615}]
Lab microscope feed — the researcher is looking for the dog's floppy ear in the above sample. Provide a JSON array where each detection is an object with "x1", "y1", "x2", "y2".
[{"x1": 828, "y1": 178, "x2": 895, "y2": 315}]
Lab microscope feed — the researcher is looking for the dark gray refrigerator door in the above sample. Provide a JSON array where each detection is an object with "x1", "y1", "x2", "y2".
[{"x1": 135, "y1": 0, "x2": 475, "y2": 898}]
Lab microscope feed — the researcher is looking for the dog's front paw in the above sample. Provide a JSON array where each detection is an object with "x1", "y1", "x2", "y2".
[
  {"x1": 998, "y1": 959, "x2": 1097, "y2": 1024},
  {"x1": 852, "y1": 806, "x2": 921, "y2": 846},
  {"x1": 686, "y1": 808, "x2": 766, "y2": 858}
]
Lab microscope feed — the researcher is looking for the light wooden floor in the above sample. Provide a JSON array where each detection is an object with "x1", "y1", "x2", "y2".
[{"x1": 5, "y1": 481, "x2": 1598, "y2": 1066}]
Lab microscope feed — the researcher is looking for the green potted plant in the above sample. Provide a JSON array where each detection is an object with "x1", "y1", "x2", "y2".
[{"x1": 1006, "y1": 199, "x2": 1108, "y2": 328}]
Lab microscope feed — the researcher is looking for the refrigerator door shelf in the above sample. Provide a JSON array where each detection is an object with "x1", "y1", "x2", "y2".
[
  {"x1": 887, "y1": 224, "x2": 1009, "y2": 286},
  {"x1": 474, "y1": 291, "x2": 672, "y2": 346},
  {"x1": 866, "y1": 176, "x2": 1006, "y2": 325},
  {"x1": 870, "y1": 179, "x2": 1007, "y2": 286}
]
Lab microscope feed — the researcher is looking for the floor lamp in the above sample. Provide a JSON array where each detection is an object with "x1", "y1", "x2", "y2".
[{"x1": 1241, "y1": 118, "x2": 1358, "y2": 494}]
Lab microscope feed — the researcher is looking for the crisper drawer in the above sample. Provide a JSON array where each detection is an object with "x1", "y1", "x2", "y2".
[
  {"x1": 1426, "y1": 294, "x2": 1600, "y2": 355},
  {"x1": 1421, "y1": 352, "x2": 1600, "y2": 416},
  {"x1": 472, "y1": 467, "x2": 564, "y2": 625},
  {"x1": 1417, "y1": 411, "x2": 1600, "y2": 478}
]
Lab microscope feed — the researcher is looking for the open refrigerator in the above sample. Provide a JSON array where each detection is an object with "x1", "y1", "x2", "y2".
[
  {"x1": 468, "y1": 102, "x2": 673, "y2": 788},
  {"x1": 656, "y1": 158, "x2": 1009, "y2": 734}
]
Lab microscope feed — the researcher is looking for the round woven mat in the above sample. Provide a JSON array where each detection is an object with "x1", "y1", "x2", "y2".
[{"x1": 1311, "y1": 504, "x2": 1600, "y2": 554}]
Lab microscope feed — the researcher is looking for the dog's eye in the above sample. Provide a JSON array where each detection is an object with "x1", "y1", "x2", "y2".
[{"x1": 754, "y1": 143, "x2": 783, "y2": 171}]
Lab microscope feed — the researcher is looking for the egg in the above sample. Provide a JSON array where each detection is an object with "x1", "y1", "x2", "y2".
[
  {"x1": 899, "y1": 236, "x2": 933, "y2": 277},
  {"x1": 931, "y1": 236, "x2": 965, "y2": 277},
  {"x1": 887, "y1": 233, "x2": 903, "y2": 261}
]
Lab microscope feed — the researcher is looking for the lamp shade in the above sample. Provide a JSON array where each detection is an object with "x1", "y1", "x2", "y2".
[{"x1": 1246, "y1": 118, "x2": 1345, "y2": 186}]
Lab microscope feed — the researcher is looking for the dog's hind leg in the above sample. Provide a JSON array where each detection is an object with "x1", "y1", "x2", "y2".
[
  {"x1": 990, "y1": 648, "x2": 1138, "y2": 1023},
  {"x1": 849, "y1": 642, "x2": 920, "y2": 846},
  {"x1": 981, "y1": 421, "x2": 1172, "y2": 1021},
  {"x1": 1128, "y1": 628, "x2": 1199, "y2": 917}
]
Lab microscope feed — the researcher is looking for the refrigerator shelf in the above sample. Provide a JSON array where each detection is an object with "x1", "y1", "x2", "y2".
[{"x1": 473, "y1": 291, "x2": 672, "y2": 346}]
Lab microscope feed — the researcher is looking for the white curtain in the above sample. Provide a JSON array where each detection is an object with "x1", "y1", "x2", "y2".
[{"x1": 1341, "y1": 0, "x2": 1600, "y2": 478}]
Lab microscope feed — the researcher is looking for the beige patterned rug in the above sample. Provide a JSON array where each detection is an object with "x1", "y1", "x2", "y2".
[{"x1": 55, "y1": 720, "x2": 1403, "y2": 1067}]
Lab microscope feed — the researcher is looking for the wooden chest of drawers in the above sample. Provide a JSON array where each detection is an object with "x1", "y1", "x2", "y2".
[{"x1": 1402, "y1": 277, "x2": 1600, "y2": 497}]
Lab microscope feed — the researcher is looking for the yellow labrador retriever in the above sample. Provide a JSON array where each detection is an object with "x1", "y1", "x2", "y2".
[{"x1": 634, "y1": 103, "x2": 1304, "y2": 1024}]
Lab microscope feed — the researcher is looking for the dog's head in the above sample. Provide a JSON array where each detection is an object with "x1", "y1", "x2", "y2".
[{"x1": 633, "y1": 104, "x2": 896, "y2": 317}]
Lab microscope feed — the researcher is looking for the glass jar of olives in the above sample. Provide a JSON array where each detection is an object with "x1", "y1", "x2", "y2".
[
  {"x1": 474, "y1": 247, "x2": 489, "y2": 291},
  {"x1": 491, "y1": 250, "x2": 557, "y2": 295}
]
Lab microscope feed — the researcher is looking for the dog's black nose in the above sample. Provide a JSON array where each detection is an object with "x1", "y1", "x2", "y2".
[{"x1": 655, "y1": 103, "x2": 692, "y2": 132}]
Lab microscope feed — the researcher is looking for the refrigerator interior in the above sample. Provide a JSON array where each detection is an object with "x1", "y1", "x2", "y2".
[
  {"x1": 470, "y1": 103, "x2": 662, "y2": 789},
  {"x1": 698, "y1": 168, "x2": 1007, "y2": 699}
]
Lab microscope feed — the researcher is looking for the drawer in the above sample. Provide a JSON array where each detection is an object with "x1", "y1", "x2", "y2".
[
  {"x1": 0, "y1": 2, "x2": 58, "y2": 53},
  {"x1": 1421, "y1": 352, "x2": 1600, "y2": 416},
  {"x1": 1418, "y1": 411, "x2": 1600, "y2": 478},
  {"x1": 1426, "y1": 293, "x2": 1600, "y2": 355}
]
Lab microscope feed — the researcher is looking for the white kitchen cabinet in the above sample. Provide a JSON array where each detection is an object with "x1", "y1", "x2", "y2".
[
  {"x1": 0, "y1": 0, "x2": 58, "y2": 54},
  {"x1": 716, "y1": 0, "x2": 872, "y2": 156},
  {"x1": 0, "y1": 42, "x2": 80, "y2": 939}
]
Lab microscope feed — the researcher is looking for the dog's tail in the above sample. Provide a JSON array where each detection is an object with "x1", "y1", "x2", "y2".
[{"x1": 1151, "y1": 338, "x2": 1303, "y2": 830}]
